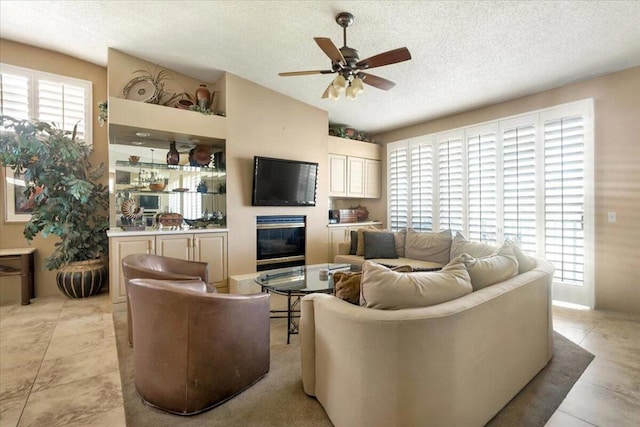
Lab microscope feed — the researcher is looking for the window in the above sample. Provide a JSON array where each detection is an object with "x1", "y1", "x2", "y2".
[
  {"x1": 437, "y1": 137, "x2": 463, "y2": 234},
  {"x1": 388, "y1": 145, "x2": 409, "y2": 231},
  {"x1": 387, "y1": 99, "x2": 593, "y2": 306},
  {"x1": 467, "y1": 128, "x2": 497, "y2": 244},
  {"x1": 0, "y1": 63, "x2": 92, "y2": 145}
]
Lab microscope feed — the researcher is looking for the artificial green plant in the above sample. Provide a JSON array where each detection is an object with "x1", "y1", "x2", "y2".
[{"x1": 0, "y1": 116, "x2": 109, "y2": 270}]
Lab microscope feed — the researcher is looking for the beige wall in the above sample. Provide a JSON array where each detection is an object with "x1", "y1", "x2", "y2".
[
  {"x1": 0, "y1": 39, "x2": 108, "y2": 302},
  {"x1": 105, "y1": 51, "x2": 329, "y2": 278},
  {"x1": 376, "y1": 66, "x2": 640, "y2": 315},
  {"x1": 225, "y1": 73, "x2": 329, "y2": 274}
]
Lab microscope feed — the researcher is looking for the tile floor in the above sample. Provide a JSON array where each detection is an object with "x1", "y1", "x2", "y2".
[{"x1": 1, "y1": 294, "x2": 639, "y2": 426}]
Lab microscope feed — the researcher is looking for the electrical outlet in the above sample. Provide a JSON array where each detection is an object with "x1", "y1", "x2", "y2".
[{"x1": 608, "y1": 212, "x2": 616, "y2": 223}]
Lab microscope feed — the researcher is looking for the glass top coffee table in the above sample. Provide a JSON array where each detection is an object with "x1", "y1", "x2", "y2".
[{"x1": 255, "y1": 263, "x2": 355, "y2": 343}]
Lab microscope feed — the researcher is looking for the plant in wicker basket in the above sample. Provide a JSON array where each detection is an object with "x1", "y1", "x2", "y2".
[{"x1": 0, "y1": 116, "x2": 109, "y2": 298}]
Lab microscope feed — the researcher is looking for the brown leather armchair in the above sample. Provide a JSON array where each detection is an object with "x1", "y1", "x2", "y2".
[
  {"x1": 122, "y1": 254, "x2": 210, "y2": 346},
  {"x1": 127, "y1": 278, "x2": 271, "y2": 415}
]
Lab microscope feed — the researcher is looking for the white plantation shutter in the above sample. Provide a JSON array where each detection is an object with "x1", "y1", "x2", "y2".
[
  {"x1": 438, "y1": 138, "x2": 463, "y2": 233},
  {"x1": 410, "y1": 142, "x2": 433, "y2": 231},
  {"x1": 544, "y1": 116, "x2": 585, "y2": 285},
  {"x1": 37, "y1": 80, "x2": 87, "y2": 139},
  {"x1": 386, "y1": 100, "x2": 593, "y2": 306},
  {"x1": 502, "y1": 124, "x2": 537, "y2": 253},
  {"x1": 0, "y1": 72, "x2": 30, "y2": 119},
  {"x1": 467, "y1": 130, "x2": 497, "y2": 244},
  {"x1": 0, "y1": 63, "x2": 92, "y2": 145},
  {"x1": 387, "y1": 143, "x2": 409, "y2": 231}
]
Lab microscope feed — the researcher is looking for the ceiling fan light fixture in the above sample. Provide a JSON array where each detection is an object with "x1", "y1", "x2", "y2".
[
  {"x1": 352, "y1": 77, "x2": 364, "y2": 95},
  {"x1": 332, "y1": 74, "x2": 347, "y2": 91},
  {"x1": 328, "y1": 84, "x2": 341, "y2": 100},
  {"x1": 345, "y1": 85, "x2": 357, "y2": 100}
]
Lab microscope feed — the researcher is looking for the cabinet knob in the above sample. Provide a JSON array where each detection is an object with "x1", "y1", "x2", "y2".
[
  {"x1": 193, "y1": 238, "x2": 198, "y2": 248},
  {"x1": 147, "y1": 240, "x2": 154, "y2": 254}
]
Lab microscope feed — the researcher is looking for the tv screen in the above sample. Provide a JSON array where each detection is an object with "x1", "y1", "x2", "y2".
[
  {"x1": 252, "y1": 156, "x2": 318, "y2": 206},
  {"x1": 138, "y1": 195, "x2": 160, "y2": 210}
]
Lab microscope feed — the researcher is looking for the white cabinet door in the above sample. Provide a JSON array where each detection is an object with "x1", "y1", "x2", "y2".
[
  {"x1": 194, "y1": 232, "x2": 228, "y2": 288},
  {"x1": 347, "y1": 157, "x2": 365, "y2": 197},
  {"x1": 364, "y1": 159, "x2": 381, "y2": 198},
  {"x1": 109, "y1": 235, "x2": 155, "y2": 304},
  {"x1": 155, "y1": 234, "x2": 191, "y2": 260},
  {"x1": 329, "y1": 154, "x2": 347, "y2": 197}
]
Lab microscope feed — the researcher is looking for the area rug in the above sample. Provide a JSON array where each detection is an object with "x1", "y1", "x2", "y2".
[{"x1": 114, "y1": 309, "x2": 594, "y2": 427}]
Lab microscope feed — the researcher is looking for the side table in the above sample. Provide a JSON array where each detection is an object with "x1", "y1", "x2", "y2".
[{"x1": 0, "y1": 248, "x2": 36, "y2": 305}]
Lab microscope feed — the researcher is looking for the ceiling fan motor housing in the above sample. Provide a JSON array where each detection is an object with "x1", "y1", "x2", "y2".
[{"x1": 339, "y1": 46, "x2": 359, "y2": 68}]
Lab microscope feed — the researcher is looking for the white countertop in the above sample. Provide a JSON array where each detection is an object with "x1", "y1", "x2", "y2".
[{"x1": 107, "y1": 227, "x2": 228, "y2": 237}]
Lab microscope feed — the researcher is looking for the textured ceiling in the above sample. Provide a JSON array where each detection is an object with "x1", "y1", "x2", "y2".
[{"x1": 1, "y1": 1, "x2": 640, "y2": 134}]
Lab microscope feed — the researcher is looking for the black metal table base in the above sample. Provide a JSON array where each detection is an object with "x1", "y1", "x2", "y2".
[{"x1": 265, "y1": 291, "x2": 303, "y2": 344}]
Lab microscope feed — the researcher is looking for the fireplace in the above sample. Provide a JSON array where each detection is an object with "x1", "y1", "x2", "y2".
[{"x1": 256, "y1": 216, "x2": 306, "y2": 271}]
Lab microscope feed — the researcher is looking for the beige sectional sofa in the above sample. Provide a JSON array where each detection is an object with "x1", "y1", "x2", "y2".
[{"x1": 301, "y1": 230, "x2": 555, "y2": 427}]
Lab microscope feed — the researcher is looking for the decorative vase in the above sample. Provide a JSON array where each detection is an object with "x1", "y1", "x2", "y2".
[
  {"x1": 197, "y1": 182, "x2": 208, "y2": 193},
  {"x1": 56, "y1": 259, "x2": 107, "y2": 298},
  {"x1": 166, "y1": 141, "x2": 179, "y2": 165},
  {"x1": 195, "y1": 84, "x2": 211, "y2": 109}
]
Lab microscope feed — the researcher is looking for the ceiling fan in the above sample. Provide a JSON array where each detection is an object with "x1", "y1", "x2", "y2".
[{"x1": 279, "y1": 12, "x2": 412, "y2": 100}]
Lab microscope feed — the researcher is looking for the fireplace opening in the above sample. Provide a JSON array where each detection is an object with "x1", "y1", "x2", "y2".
[{"x1": 256, "y1": 215, "x2": 306, "y2": 271}]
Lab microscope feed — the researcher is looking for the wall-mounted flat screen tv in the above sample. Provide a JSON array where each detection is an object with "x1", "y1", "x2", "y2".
[{"x1": 252, "y1": 156, "x2": 318, "y2": 206}]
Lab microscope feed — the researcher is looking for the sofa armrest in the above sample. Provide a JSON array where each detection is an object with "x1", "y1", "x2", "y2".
[{"x1": 337, "y1": 242, "x2": 351, "y2": 255}]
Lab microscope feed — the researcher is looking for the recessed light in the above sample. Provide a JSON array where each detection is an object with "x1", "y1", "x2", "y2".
[
  {"x1": 135, "y1": 132, "x2": 151, "y2": 138},
  {"x1": 132, "y1": 141, "x2": 144, "y2": 146}
]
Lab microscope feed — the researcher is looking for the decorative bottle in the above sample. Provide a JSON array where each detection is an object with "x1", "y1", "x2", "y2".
[
  {"x1": 166, "y1": 141, "x2": 179, "y2": 165},
  {"x1": 195, "y1": 84, "x2": 211, "y2": 109}
]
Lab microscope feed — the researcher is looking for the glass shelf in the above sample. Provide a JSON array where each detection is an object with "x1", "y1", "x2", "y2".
[
  {"x1": 115, "y1": 189, "x2": 223, "y2": 195},
  {"x1": 115, "y1": 160, "x2": 226, "y2": 175}
]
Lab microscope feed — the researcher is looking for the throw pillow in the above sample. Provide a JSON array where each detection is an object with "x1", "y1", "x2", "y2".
[
  {"x1": 356, "y1": 227, "x2": 387, "y2": 256},
  {"x1": 393, "y1": 229, "x2": 407, "y2": 257},
  {"x1": 404, "y1": 229, "x2": 452, "y2": 264},
  {"x1": 333, "y1": 271, "x2": 362, "y2": 305},
  {"x1": 360, "y1": 259, "x2": 472, "y2": 310},
  {"x1": 363, "y1": 231, "x2": 399, "y2": 259},
  {"x1": 459, "y1": 244, "x2": 519, "y2": 291},
  {"x1": 508, "y1": 241, "x2": 537, "y2": 274},
  {"x1": 450, "y1": 231, "x2": 496, "y2": 260},
  {"x1": 349, "y1": 230, "x2": 358, "y2": 255},
  {"x1": 333, "y1": 264, "x2": 413, "y2": 305}
]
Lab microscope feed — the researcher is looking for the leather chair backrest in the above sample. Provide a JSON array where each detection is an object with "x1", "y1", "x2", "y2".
[{"x1": 127, "y1": 278, "x2": 270, "y2": 415}]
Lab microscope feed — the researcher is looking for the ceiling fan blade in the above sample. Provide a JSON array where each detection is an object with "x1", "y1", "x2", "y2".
[
  {"x1": 279, "y1": 70, "x2": 333, "y2": 76},
  {"x1": 357, "y1": 72, "x2": 396, "y2": 90},
  {"x1": 356, "y1": 47, "x2": 412, "y2": 70},
  {"x1": 314, "y1": 37, "x2": 346, "y2": 64}
]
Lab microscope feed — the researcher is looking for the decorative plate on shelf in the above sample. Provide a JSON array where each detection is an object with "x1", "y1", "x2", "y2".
[
  {"x1": 123, "y1": 77, "x2": 160, "y2": 103},
  {"x1": 189, "y1": 145, "x2": 212, "y2": 166},
  {"x1": 172, "y1": 188, "x2": 189, "y2": 192}
]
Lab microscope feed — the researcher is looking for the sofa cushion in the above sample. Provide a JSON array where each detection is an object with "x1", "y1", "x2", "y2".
[
  {"x1": 360, "y1": 258, "x2": 472, "y2": 310},
  {"x1": 393, "y1": 229, "x2": 407, "y2": 257},
  {"x1": 363, "y1": 231, "x2": 399, "y2": 259},
  {"x1": 509, "y1": 241, "x2": 537, "y2": 274},
  {"x1": 333, "y1": 264, "x2": 413, "y2": 305},
  {"x1": 356, "y1": 227, "x2": 387, "y2": 256},
  {"x1": 334, "y1": 254, "x2": 443, "y2": 271},
  {"x1": 450, "y1": 231, "x2": 496, "y2": 260},
  {"x1": 404, "y1": 229, "x2": 452, "y2": 264},
  {"x1": 459, "y1": 244, "x2": 519, "y2": 291}
]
